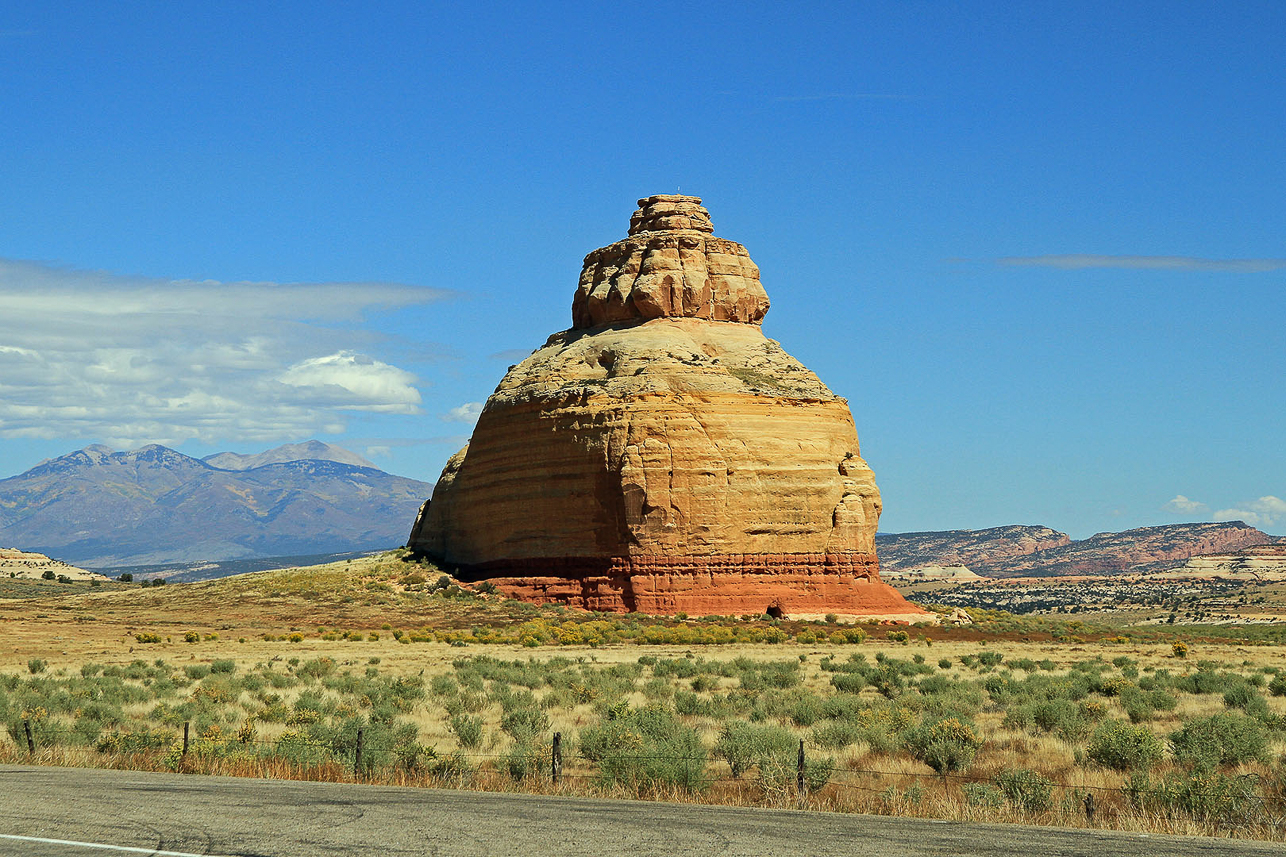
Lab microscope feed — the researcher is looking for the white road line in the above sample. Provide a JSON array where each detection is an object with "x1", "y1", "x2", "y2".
[{"x1": 0, "y1": 832, "x2": 230, "y2": 857}]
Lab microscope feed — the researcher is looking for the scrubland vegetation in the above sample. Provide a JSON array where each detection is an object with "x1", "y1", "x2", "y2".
[
  {"x1": 3, "y1": 642, "x2": 1286, "y2": 839},
  {"x1": 2, "y1": 551, "x2": 1286, "y2": 840}
]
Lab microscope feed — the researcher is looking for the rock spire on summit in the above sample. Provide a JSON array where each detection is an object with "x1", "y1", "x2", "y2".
[{"x1": 572, "y1": 194, "x2": 769, "y2": 329}]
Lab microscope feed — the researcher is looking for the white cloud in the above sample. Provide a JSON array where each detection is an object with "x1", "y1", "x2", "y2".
[
  {"x1": 0, "y1": 258, "x2": 446, "y2": 445},
  {"x1": 998, "y1": 255, "x2": 1286, "y2": 273},
  {"x1": 1164, "y1": 495, "x2": 1208, "y2": 514},
  {"x1": 442, "y1": 402, "x2": 484, "y2": 423},
  {"x1": 279, "y1": 352, "x2": 421, "y2": 414},
  {"x1": 1213, "y1": 496, "x2": 1286, "y2": 530}
]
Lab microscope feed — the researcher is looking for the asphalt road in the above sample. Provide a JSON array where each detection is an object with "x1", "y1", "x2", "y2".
[{"x1": 1, "y1": 765, "x2": 1279, "y2": 857}]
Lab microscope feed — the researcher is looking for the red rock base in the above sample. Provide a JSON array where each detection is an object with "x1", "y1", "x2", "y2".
[{"x1": 452, "y1": 553, "x2": 928, "y2": 619}]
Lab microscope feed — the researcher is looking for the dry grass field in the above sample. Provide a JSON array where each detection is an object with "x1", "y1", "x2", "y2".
[{"x1": 2, "y1": 551, "x2": 1285, "y2": 841}]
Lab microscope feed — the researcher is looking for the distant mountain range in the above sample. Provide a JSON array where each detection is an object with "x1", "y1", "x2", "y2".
[
  {"x1": 877, "y1": 521, "x2": 1279, "y2": 577},
  {"x1": 0, "y1": 441, "x2": 434, "y2": 567}
]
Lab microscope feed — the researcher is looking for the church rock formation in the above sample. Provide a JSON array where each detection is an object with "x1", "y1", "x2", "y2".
[{"x1": 409, "y1": 194, "x2": 926, "y2": 621}]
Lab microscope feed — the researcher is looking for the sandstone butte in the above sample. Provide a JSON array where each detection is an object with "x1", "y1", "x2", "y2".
[{"x1": 409, "y1": 194, "x2": 927, "y2": 622}]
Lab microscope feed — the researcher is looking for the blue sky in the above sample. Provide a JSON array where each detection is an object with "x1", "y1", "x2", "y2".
[{"x1": 1, "y1": 2, "x2": 1282, "y2": 538}]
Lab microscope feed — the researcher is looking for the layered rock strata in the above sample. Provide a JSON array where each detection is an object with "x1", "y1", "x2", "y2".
[{"x1": 410, "y1": 194, "x2": 924, "y2": 620}]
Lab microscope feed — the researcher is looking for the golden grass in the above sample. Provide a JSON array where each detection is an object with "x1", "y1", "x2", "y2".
[{"x1": 3, "y1": 552, "x2": 1286, "y2": 841}]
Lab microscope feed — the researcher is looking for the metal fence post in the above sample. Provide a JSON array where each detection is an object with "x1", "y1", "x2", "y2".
[
  {"x1": 182, "y1": 722, "x2": 190, "y2": 763},
  {"x1": 354, "y1": 728, "x2": 364, "y2": 779},
  {"x1": 24, "y1": 720, "x2": 34, "y2": 754},
  {"x1": 551, "y1": 732, "x2": 562, "y2": 785},
  {"x1": 797, "y1": 739, "x2": 806, "y2": 802}
]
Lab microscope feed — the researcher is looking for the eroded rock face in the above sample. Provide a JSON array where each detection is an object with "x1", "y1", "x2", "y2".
[
  {"x1": 410, "y1": 195, "x2": 924, "y2": 620},
  {"x1": 573, "y1": 194, "x2": 769, "y2": 328}
]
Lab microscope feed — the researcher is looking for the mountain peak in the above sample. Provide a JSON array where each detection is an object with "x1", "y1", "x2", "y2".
[
  {"x1": 203, "y1": 440, "x2": 376, "y2": 472},
  {"x1": 0, "y1": 439, "x2": 431, "y2": 566}
]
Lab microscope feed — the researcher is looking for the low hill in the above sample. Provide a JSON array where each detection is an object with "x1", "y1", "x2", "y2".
[
  {"x1": 0, "y1": 442, "x2": 434, "y2": 567},
  {"x1": 878, "y1": 521, "x2": 1277, "y2": 578},
  {"x1": 0, "y1": 547, "x2": 106, "y2": 580}
]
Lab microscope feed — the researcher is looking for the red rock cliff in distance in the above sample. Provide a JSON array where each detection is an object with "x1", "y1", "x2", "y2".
[{"x1": 409, "y1": 194, "x2": 926, "y2": 621}]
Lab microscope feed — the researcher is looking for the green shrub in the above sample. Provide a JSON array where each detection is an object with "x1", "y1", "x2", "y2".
[
  {"x1": 1030, "y1": 698, "x2": 1089, "y2": 741},
  {"x1": 756, "y1": 747, "x2": 834, "y2": 795},
  {"x1": 296, "y1": 657, "x2": 337, "y2": 681},
  {"x1": 95, "y1": 727, "x2": 172, "y2": 754},
  {"x1": 580, "y1": 705, "x2": 709, "y2": 792},
  {"x1": 789, "y1": 693, "x2": 825, "y2": 727},
  {"x1": 713, "y1": 720, "x2": 832, "y2": 795},
  {"x1": 449, "y1": 714, "x2": 483, "y2": 749},
  {"x1": 273, "y1": 729, "x2": 333, "y2": 767},
  {"x1": 963, "y1": 782, "x2": 1004, "y2": 808},
  {"x1": 502, "y1": 740, "x2": 544, "y2": 781},
  {"x1": 715, "y1": 720, "x2": 796, "y2": 778},
  {"x1": 994, "y1": 768, "x2": 1054, "y2": 813},
  {"x1": 209, "y1": 659, "x2": 236, "y2": 674},
  {"x1": 1126, "y1": 770, "x2": 1266, "y2": 824},
  {"x1": 811, "y1": 720, "x2": 861, "y2": 750},
  {"x1": 1222, "y1": 683, "x2": 1270, "y2": 717},
  {"x1": 1170, "y1": 713, "x2": 1269, "y2": 769},
  {"x1": 903, "y1": 717, "x2": 982, "y2": 774},
  {"x1": 1086, "y1": 720, "x2": 1162, "y2": 771},
  {"x1": 27, "y1": 658, "x2": 46, "y2": 675}
]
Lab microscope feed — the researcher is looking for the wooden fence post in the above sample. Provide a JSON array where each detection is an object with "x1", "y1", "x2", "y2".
[
  {"x1": 1084, "y1": 792, "x2": 1096, "y2": 822},
  {"x1": 797, "y1": 739, "x2": 806, "y2": 802},
  {"x1": 181, "y1": 722, "x2": 190, "y2": 762},
  {"x1": 354, "y1": 728, "x2": 364, "y2": 779},
  {"x1": 551, "y1": 732, "x2": 562, "y2": 785},
  {"x1": 24, "y1": 720, "x2": 34, "y2": 754}
]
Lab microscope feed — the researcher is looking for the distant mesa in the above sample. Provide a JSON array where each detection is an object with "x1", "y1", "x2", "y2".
[
  {"x1": 409, "y1": 194, "x2": 926, "y2": 622},
  {"x1": 0, "y1": 440, "x2": 433, "y2": 568},
  {"x1": 877, "y1": 521, "x2": 1277, "y2": 578},
  {"x1": 1156, "y1": 542, "x2": 1286, "y2": 581}
]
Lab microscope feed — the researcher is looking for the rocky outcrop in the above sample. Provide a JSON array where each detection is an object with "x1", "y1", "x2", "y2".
[
  {"x1": 1156, "y1": 544, "x2": 1286, "y2": 580},
  {"x1": 983, "y1": 522, "x2": 1274, "y2": 577},
  {"x1": 0, "y1": 548, "x2": 105, "y2": 580},
  {"x1": 411, "y1": 195, "x2": 924, "y2": 621},
  {"x1": 878, "y1": 521, "x2": 1276, "y2": 578},
  {"x1": 572, "y1": 195, "x2": 769, "y2": 328},
  {"x1": 878, "y1": 525, "x2": 1070, "y2": 573}
]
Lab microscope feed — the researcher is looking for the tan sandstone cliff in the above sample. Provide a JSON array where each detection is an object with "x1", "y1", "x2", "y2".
[
  {"x1": 410, "y1": 195, "x2": 925, "y2": 621},
  {"x1": 0, "y1": 548, "x2": 105, "y2": 581}
]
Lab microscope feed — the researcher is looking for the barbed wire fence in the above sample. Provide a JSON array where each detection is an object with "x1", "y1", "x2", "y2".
[{"x1": 7, "y1": 719, "x2": 1286, "y2": 836}]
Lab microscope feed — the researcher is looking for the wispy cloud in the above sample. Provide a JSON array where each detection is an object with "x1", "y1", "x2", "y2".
[
  {"x1": 1164, "y1": 495, "x2": 1208, "y2": 515},
  {"x1": 1213, "y1": 496, "x2": 1286, "y2": 530},
  {"x1": 441, "y1": 402, "x2": 484, "y2": 424},
  {"x1": 998, "y1": 254, "x2": 1286, "y2": 273},
  {"x1": 772, "y1": 92, "x2": 909, "y2": 103},
  {"x1": 0, "y1": 258, "x2": 447, "y2": 446}
]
